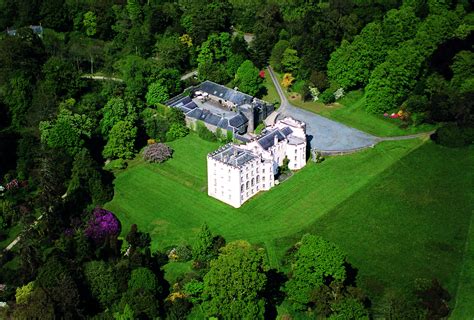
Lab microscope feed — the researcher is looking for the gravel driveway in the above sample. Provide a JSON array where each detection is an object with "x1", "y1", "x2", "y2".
[{"x1": 267, "y1": 67, "x2": 379, "y2": 151}]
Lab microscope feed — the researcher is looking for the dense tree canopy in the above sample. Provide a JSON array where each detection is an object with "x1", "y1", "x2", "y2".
[
  {"x1": 0, "y1": 0, "x2": 471, "y2": 318},
  {"x1": 202, "y1": 241, "x2": 268, "y2": 319},
  {"x1": 285, "y1": 234, "x2": 346, "y2": 308},
  {"x1": 234, "y1": 60, "x2": 264, "y2": 96}
]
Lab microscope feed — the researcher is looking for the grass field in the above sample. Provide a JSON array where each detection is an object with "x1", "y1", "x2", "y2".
[
  {"x1": 451, "y1": 211, "x2": 474, "y2": 319},
  {"x1": 106, "y1": 134, "x2": 473, "y2": 309}
]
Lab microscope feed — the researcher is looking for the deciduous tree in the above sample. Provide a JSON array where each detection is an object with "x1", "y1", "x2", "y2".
[
  {"x1": 202, "y1": 241, "x2": 268, "y2": 319},
  {"x1": 234, "y1": 60, "x2": 263, "y2": 96},
  {"x1": 102, "y1": 120, "x2": 137, "y2": 159},
  {"x1": 285, "y1": 234, "x2": 346, "y2": 309}
]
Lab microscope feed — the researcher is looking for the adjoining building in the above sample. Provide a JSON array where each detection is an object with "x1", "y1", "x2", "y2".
[
  {"x1": 207, "y1": 117, "x2": 307, "y2": 208},
  {"x1": 166, "y1": 81, "x2": 274, "y2": 138}
]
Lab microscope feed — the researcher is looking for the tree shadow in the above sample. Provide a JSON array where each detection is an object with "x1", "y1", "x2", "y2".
[{"x1": 263, "y1": 269, "x2": 288, "y2": 319}]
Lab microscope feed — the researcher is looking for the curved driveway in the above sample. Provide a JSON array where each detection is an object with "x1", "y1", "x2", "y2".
[{"x1": 267, "y1": 67, "x2": 379, "y2": 151}]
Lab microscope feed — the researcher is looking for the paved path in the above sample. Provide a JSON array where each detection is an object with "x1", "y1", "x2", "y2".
[
  {"x1": 267, "y1": 67, "x2": 379, "y2": 151},
  {"x1": 2, "y1": 214, "x2": 43, "y2": 252},
  {"x1": 81, "y1": 75, "x2": 124, "y2": 82},
  {"x1": 266, "y1": 67, "x2": 434, "y2": 152},
  {"x1": 180, "y1": 70, "x2": 198, "y2": 81}
]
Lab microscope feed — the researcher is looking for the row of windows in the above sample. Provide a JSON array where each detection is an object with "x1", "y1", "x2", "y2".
[{"x1": 240, "y1": 175, "x2": 263, "y2": 192}]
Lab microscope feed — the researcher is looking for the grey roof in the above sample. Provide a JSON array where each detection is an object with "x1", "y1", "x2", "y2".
[
  {"x1": 257, "y1": 127, "x2": 293, "y2": 150},
  {"x1": 280, "y1": 127, "x2": 293, "y2": 136},
  {"x1": 172, "y1": 100, "x2": 197, "y2": 113},
  {"x1": 187, "y1": 108, "x2": 235, "y2": 130},
  {"x1": 197, "y1": 81, "x2": 253, "y2": 106},
  {"x1": 228, "y1": 114, "x2": 248, "y2": 128},
  {"x1": 210, "y1": 145, "x2": 258, "y2": 167},
  {"x1": 169, "y1": 96, "x2": 192, "y2": 107},
  {"x1": 187, "y1": 108, "x2": 202, "y2": 119},
  {"x1": 217, "y1": 118, "x2": 231, "y2": 130}
]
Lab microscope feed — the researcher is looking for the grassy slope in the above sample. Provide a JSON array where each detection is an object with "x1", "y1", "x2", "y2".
[
  {"x1": 292, "y1": 142, "x2": 474, "y2": 303},
  {"x1": 107, "y1": 135, "x2": 420, "y2": 252},
  {"x1": 106, "y1": 135, "x2": 473, "y2": 307},
  {"x1": 451, "y1": 210, "x2": 474, "y2": 319},
  {"x1": 262, "y1": 73, "x2": 280, "y2": 107}
]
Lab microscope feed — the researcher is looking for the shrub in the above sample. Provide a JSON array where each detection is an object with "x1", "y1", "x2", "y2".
[
  {"x1": 143, "y1": 143, "x2": 173, "y2": 163},
  {"x1": 433, "y1": 123, "x2": 471, "y2": 148},
  {"x1": 174, "y1": 244, "x2": 193, "y2": 262},
  {"x1": 166, "y1": 123, "x2": 189, "y2": 141},
  {"x1": 291, "y1": 80, "x2": 306, "y2": 94},
  {"x1": 334, "y1": 87, "x2": 345, "y2": 100},
  {"x1": 85, "y1": 208, "x2": 121, "y2": 243},
  {"x1": 196, "y1": 121, "x2": 217, "y2": 141},
  {"x1": 104, "y1": 159, "x2": 127, "y2": 171},
  {"x1": 319, "y1": 89, "x2": 335, "y2": 104}
]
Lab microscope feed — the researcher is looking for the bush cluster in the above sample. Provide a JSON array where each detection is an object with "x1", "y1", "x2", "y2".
[{"x1": 143, "y1": 143, "x2": 173, "y2": 163}]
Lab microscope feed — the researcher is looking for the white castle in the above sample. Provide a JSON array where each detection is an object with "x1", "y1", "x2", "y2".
[{"x1": 207, "y1": 117, "x2": 307, "y2": 208}]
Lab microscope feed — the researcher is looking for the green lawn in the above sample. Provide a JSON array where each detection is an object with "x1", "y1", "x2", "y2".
[
  {"x1": 290, "y1": 142, "x2": 474, "y2": 305},
  {"x1": 451, "y1": 210, "x2": 474, "y2": 319},
  {"x1": 106, "y1": 134, "x2": 473, "y2": 309},
  {"x1": 262, "y1": 73, "x2": 280, "y2": 107}
]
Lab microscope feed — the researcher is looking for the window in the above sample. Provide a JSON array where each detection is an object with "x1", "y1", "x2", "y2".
[
  {"x1": 251, "y1": 178, "x2": 254, "y2": 187},
  {"x1": 295, "y1": 156, "x2": 297, "y2": 160},
  {"x1": 246, "y1": 173, "x2": 248, "y2": 179},
  {"x1": 214, "y1": 179, "x2": 217, "y2": 186},
  {"x1": 263, "y1": 184, "x2": 265, "y2": 188},
  {"x1": 256, "y1": 175, "x2": 260, "y2": 183},
  {"x1": 246, "y1": 181, "x2": 249, "y2": 189},
  {"x1": 263, "y1": 176, "x2": 265, "y2": 181},
  {"x1": 228, "y1": 175, "x2": 231, "y2": 182},
  {"x1": 263, "y1": 168, "x2": 265, "y2": 173},
  {"x1": 241, "y1": 184, "x2": 244, "y2": 192}
]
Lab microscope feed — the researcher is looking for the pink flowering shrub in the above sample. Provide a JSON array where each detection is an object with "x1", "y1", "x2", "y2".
[
  {"x1": 143, "y1": 143, "x2": 173, "y2": 163},
  {"x1": 85, "y1": 208, "x2": 120, "y2": 243}
]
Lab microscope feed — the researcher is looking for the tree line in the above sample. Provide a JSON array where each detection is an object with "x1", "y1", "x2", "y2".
[{"x1": 0, "y1": 0, "x2": 469, "y2": 318}]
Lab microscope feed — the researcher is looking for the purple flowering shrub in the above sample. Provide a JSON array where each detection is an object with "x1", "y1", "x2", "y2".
[
  {"x1": 143, "y1": 143, "x2": 173, "y2": 163},
  {"x1": 85, "y1": 208, "x2": 120, "y2": 242}
]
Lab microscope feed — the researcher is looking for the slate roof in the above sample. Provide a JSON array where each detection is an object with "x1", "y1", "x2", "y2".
[
  {"x1": 197, "y1": 81, "x2": 253, "y2": 106},
  {"x1": 228, "y1": 114, "x2": 248, "y2": 128},
  {"x1": 166, "y1": 81, "x2": 273, "y2": 133},
  {"x1": 257, "y1": 128, "x2": 293, "y2": 150},
  {"x1": 210, "y1": 145, "x2": 258, "y2": 167}
]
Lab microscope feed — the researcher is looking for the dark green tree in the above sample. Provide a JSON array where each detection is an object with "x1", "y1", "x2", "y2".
[
  {"x1": 102, "y1": 120, "x2": 137, "y2": 159},
  {"x1": 202, "y1": 241, "x2": 268, "y2": 319},
  {"x1": 84, "y1": 260, "x2": 120, "y2": 307},
  {"x1": 285, "y1": 234, "x2": 346, "y2": 310},
  {"x1": 234, "y1": 60, "x2": 263, "y2": 96},
  {"x1": 193, "y1": 223, "x2": 214, "y2": 263},
  {"x1": 39, "y1": 99, "x2": 94, "y2": 156}
]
